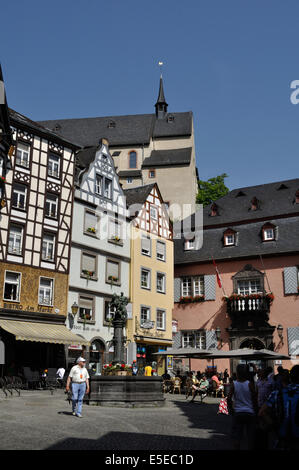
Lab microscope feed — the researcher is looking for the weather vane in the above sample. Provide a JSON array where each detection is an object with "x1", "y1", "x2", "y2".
[{"x1": 158, "y1": 61, "x2": 164, "y2": 77}]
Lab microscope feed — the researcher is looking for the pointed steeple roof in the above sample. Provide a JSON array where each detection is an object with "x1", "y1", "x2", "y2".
[{"x1": 155, "y1": 75, "x2": 168, "y2": 118}]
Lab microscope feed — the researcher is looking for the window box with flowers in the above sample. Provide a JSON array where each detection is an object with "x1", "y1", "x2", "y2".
[
  {"x1": 108, "y1": 275, "x2": 119, "y2": 284},
  {"x1": 82, "y1": 269, "x2": 95, "y2": 279},
  {"x1": 0, "y1": 176, "x2": 6, "y2": 187},
  {"x1": 102, "y1": 363, "x2": 133, "y2": 376},
  {"x1": 86, "y1": 227, "x2": 97, "y2": 235},
  {"x1": 108, "y1": 235, "x2": 123, "y2": 246}
]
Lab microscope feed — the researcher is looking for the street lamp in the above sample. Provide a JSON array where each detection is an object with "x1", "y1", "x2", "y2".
[
  {"x1": 71, "y1": 301, "x2": 79, "y2": 317},
  {"x1": 277, "y1": 324, "x2": 284, "y2": 344}
]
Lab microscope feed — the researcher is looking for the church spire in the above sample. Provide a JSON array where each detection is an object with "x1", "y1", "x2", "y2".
[{"x1": 155, "y1": 75, "x2": 168, "y2": 119}]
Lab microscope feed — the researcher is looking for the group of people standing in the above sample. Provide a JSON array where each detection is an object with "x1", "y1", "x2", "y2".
[{"x1": 227, "y1": 363, "x2": 299, "y2": 450}]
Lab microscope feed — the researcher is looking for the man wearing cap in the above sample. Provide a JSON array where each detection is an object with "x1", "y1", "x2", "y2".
[{"x1": 66, "y1": 357, "x2": 90, "y2": 418}]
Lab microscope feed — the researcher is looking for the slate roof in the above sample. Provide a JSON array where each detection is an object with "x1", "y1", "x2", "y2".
[
  {"x1": 174, "y1": 178, "x2": 299, "y2": 265},
  {"x1": 38, "y1": 112, "x2": 193, "y2": 148},
  {"x1": 142, "y1": 147, "x2": 192, "y2": 168},
  {"x1": 124, "y1": 183, "x2": 156, "y2": 209},
  {"x1": 118, "y1": 170, "x2": 142, "y2": 177},
  {"x1": 9, "y1": 108, "x2": 78, "y2": 149}
]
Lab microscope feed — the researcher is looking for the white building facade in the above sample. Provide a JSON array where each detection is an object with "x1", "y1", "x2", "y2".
[{"x1": 67, "y1": 139, "x2": 130, "y2": 371}]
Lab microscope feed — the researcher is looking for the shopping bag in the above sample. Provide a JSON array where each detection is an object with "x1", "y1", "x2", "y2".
[{"x1": 217, "y1": 397, "x2": 229, "y2": 415}]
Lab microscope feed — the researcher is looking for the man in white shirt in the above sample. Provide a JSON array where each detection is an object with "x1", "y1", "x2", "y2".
[
  {"x1": 56, "y1": 367, "x2": 65, "y2": 388},
  {"x1": 66, "y1": 357, "x2": 90, "y2": 418}
]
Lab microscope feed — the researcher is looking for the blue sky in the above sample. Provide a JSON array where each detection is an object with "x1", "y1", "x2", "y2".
[{"x1": 1, "y1": 0, "x2": 299, "y2": 191}]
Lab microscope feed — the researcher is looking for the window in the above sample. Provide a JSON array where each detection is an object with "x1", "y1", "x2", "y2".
[
  {"x1": 12, "y1": 183, "x2": 27, "y2": 209},
  {"x1": 264, "y1": 228, "x2": 274, "y2": 240},
  {"x1": 42, "y1": 233, "x2": 55, "y2": 261},
  {"x1": 112, "y1": 151, "x2": 121, "y2": 157},
  {"x1": 181, "y1": 276, "x2": 205, "y2": 298},
  {"x1": 156, "y1": 309, "x2": 166, "y2": 330},
  {"x1": 141, "y1": 235, "x2": 151, "y2": 256},
  {"x1": 224, "y1": 230, "x2": 236, "y2": 246},
  {"x1": 127, "y1": 177, "x2": 133, "y2": 184},
  {"x1": 104, "y1": 300, "x2": 115, "y2": 324},
  {"x1": 45, "y1": 193, "x2": 58, "y2": 218},
  {"x1": 149, "y1": 170, "x2": 155, "y2": 179},
  {"x1": 16, "y1": 142, "x2": 30, "y2": 168},
  {"x1": 79, "y1": 296, "x2": 94, "y2": 321},
  {"x1": 156, "y1": 241, "x2": 166, "y2": 261},
  {"x1": 8, "y1": 225, "x2": 23, "y2": 255},
  {"x1": 84, "y1": 211, "x2": 98, "y2": 235},
  {"x1": 95, "y1": 175, "x2": 103, "y2": 195},
  {"x1": 48, "y1": 154, "x2": 60, "y2": 178},
  {"x1": 182, "y1": 277, "x2": 192, "y2": 297},
  {"x1": 193, "y1": 276, "x2": 204, "y2": 296},
  {"x1": 150, "y1": 206, "x2": 158, "y2": 220},
  {"x1": 195, "y1": 331, "x2": 206, "y2": 349},
  {"x1": 156, "y1": 272, "x2": 166, "y2": 293},
  {"x1": 182, "y1": 332, "x2": 194, "y2": 348},
  {"x1": 104, "y1": 178, "x2": 112, "y2": 199},
  {"x1": 141, "y1": 306, "x2": 150, "y2": 325},
  {"x1": 106, "y1": 259, "x2": 120, "y2": 283},
  {"x1": 184, "y1": 238, "x2": 195, "y2": 250},
  {"x1": 108, "y1": 219, "x2": 122, "y2": 242},
  {"x1": 81, "y1": 252, "x2": 97, "y2": 278},
  {"x1": 39, "y1": 277, "x2": 54, "y2": 305},
  {"x1": 129, "y1": 151, "x2": 137, "y2": 169},
  {"x1": 237, "y1": 279, "x2": 262, "y2": 295},
  {"x1": 4, "y1": 272, "x2": 21, "y2": 301},
  {"x1": 141, "y1": 268, "x2": 151, "y2": 289}
]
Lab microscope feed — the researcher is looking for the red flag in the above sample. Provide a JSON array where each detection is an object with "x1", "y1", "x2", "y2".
[{"x1": 212, "y1": 258, "x2": 222, "y2": 288}]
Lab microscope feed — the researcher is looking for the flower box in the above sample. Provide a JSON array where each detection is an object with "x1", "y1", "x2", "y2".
[
  {"x1": 86, "y1": 227, "x2": 96, "y2": 234},
  {"x1": 108, "y1": 275, "x2": 118, "y2": 283},
  {"x1": 82, "y1": 270, "x2": 95, "y2": 278}
]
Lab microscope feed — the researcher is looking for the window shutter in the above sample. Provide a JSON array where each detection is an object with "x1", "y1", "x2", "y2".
[
  {"x1": 157, "y1": 241, "x2": 165, "y2": 258},
  {"x1": 173, "y1": 331, "x2": 181, "y2": 349},
  {"x1": 174, "y1": 278, "x2": 181, "y2": 302},
  {"x1": 79, "y1": 297, "x2": 93, "y2": 309},
  {"x1": 82, "y1": 253, "x2": 96, "y2": 272},
  {"x1": 107, "y1": 260, "x2": 119, "y2": 278},
  {"x1": 205, "y1": 330, "x2": 217, "y2": 350},
  {"x1": 204, "y1": 275, "x2": 216, "y2": 300},
  {"x1": 287, "y1": 327, "x2": 299, "y2": 356},
  {"x1": 85, "y1": 212, "x2": 97, "y2": 230},
  {"x1": 141, "y1": 236, "x2": 151, "y2": 254},
  {"x1": 283, "y1": 267, "x2": 298, "y2": 294}
]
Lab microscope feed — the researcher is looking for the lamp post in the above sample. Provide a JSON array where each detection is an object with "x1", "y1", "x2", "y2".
[{"x1": 71, "y1": 301, "x2": 79, "y2": 317}]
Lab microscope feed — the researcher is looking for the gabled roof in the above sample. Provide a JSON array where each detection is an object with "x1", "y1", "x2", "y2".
[
  {"x1": 124, "y1": 183, "x2": 156, "y2": 208},
  {"x1": 38, "y1": 111, "x2": 193, "y2": 148},
  {"x1": 142, "y1": 147, "x2": 192, "y2": 168}
]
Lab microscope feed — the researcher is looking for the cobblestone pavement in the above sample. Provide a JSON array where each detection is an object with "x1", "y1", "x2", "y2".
[{"x1": 0, "y1": 389, "x2": 233, "y2": 450}]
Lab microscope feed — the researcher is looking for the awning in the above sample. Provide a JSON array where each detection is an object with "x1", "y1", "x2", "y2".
[
  {"x1": 135, "y1": 337, "x2": 173, "y2": 346},
  {"x1": 0, "y1": 319, "x2": 89, "y2": 346}
]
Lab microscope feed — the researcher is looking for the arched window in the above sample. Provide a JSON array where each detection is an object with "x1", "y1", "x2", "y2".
[{"x1": 129, "y1": 151, "x2": 137, "y2": 169}]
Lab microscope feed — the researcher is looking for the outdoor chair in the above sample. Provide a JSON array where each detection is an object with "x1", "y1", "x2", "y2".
[
  {"x1": 4, "y1": 376, "x2": 21, "y2": 396},
  {"x1": 184, "y1": 377, "x2": 193, "y2": 399},
  {"x1": 172, "y1": 377, "x2": 182, "y2": 394},
  {"x1": 23, "y1": 367, "x2": 41, "y2": 389},
  {"x1": 0, "y1": 377, "x2": 8, "y2": 397}
]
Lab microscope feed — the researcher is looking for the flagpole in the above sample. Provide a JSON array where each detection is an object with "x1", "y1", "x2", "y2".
[{"x1": 211, "y1": 254, "x2": 227, "y2": 297}]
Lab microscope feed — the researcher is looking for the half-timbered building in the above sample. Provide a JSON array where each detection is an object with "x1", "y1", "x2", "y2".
[
  {"x1": 0, "y1": 108, "x2": 87, "y2": 372},
  {"x1": 124, "y1": 183, "x2": 173, "y2": 374},
  {"x1": 67, "y1": 139, "x2": 130, "y2": 371}
]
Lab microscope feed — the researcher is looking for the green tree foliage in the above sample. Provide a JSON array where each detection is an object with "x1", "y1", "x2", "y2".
[{"x1": 196, "y1": 173, "x2": 229, "y2": 207}]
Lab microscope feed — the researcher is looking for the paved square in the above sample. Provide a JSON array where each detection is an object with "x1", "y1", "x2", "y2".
[{"x1": 0, "y1": 389, "x2": 233, "y2": 450}]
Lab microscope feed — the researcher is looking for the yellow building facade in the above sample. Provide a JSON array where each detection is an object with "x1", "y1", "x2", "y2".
[{"x1": 125, "y1": 183, "x2": 173, "y2": 375}]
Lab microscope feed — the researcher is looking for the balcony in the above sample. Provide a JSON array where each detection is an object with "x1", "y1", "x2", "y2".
[{"x1": 224, "y1": 293, "x2": 273, "y2": 328}]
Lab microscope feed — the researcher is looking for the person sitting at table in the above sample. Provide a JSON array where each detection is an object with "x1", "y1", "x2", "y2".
[
  {"x1": 190, "y1": 374, "x2": 209, "y2": 402},
  {"x1": 212, "y1": 372, "x2": 224, "y2": 396}
]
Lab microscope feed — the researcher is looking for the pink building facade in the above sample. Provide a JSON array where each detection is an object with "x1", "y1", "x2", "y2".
[{"x1": 173, "y1": 179, "x2": 299, "y2": 375}]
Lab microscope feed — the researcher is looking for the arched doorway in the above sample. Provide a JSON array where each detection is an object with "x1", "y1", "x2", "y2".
[
  {"x1": 240, "y1": 338, "x2": 265, "y2": 350},
  {"x1": 89, "y1": 338, "x2": 106, "y2": 375}
]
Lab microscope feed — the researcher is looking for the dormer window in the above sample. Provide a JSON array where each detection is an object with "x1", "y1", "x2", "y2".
[
  {"x1": 108, "y1": 120, "x2": 116, "y2": 129},
  {"x1": 167, "y1": 115, "x2": 175, "y2": 122},
  {"x1": 262, "y1": 223, "x2": 276, "y2": 241},
  {"x1": 223, "y1": 229, "x2": 236, "y2": 246},
  {"x1": 236, "y1": 191, "x2": 246, "y2": 197},
  {"x1": 210, "y1": 203, "x2": 218, "y2": 217},
  {"x1": 184, "y1": 238, "x2": 195, "y2": 250},
  {"x1": 250, "y1": 197, "x2": 259, "y2": 211}
]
